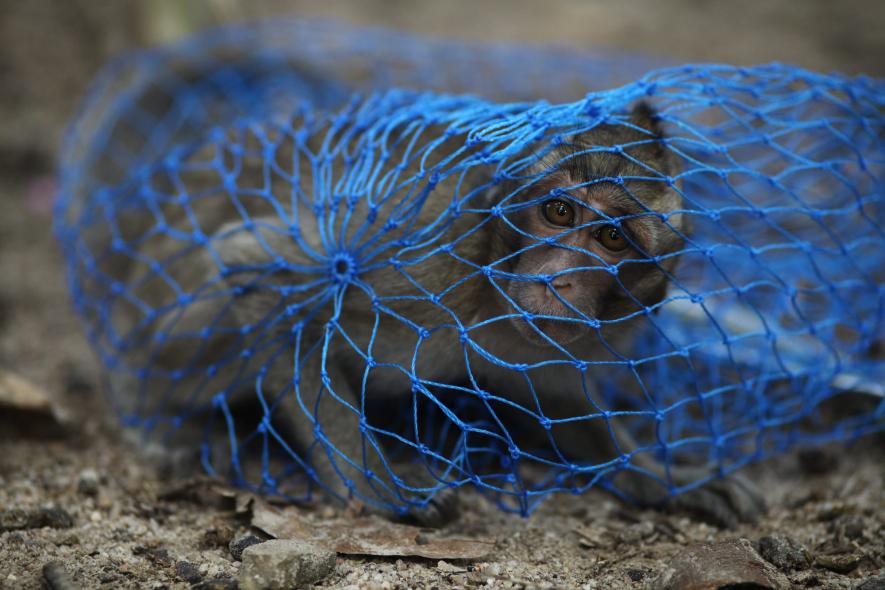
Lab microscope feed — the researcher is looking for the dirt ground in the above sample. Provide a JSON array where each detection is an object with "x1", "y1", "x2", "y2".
[{"x1": 0, "y1": 1, "x2": 883, "y2": 589}]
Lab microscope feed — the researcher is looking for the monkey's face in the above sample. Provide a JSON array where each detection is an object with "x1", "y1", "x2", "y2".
[{"x1": 501, "y1": 170, "x2": 682, "y2": 348}]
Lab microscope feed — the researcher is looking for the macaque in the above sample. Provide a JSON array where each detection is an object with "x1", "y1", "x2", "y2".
[{"x1": 75, "y1": 59, "x2": 766, "y2": 528}]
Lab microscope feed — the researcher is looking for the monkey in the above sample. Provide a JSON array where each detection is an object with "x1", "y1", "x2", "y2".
[{"x1": 67, "y1": 60, "x2": 767, "y2": 529}]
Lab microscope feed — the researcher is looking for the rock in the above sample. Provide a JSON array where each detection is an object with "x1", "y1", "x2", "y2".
[
  {"x1": 618, "y1": 521, "x2": 655, "y2": 544},
  {"x1": 830, "y1": 515, "x2": 867, "y2": 541},
  {"x1": 42, "y1": 561, "x2": 75, "y2": 590},
  {"x1": 203, "y1": 524, "x2": 236, "y2": 549},
  {"x1": 41, "y1": 508, "x2": 74, "y2": 529},
  {"x1": 192, "y1": 579, "x2": 239, "y2": 590},
  {"x1": 0, "y1": 507, "x2": 73, "y2": 531},
  {"x1": 758, "y1": 534, "x2": 811, "y2": 571},
  {"x1": 239, "y1": 539, "x2": 336, "y2": 589},
  {"x1": 856, "y1": 576, "x2": 885, "y2": 590},
  {"x1": 815, "y1": 551, "x2": 862, "y2": 574},
  {"x1": 175, "y1": 560, "x2": 202, "y2": 584},
  {"x1": 229, "y1": 533, "x2": 265, "y2": 561},
  {"x1": 77, "y1": 468, "x2": 100, "y2": 496},
  {"x1": 0, "y1": 509, "x2": 30, "y2": 530},
  {"x1": 132, "y1": 544, "x2": 173, "y2": 568},
  {"x1": 651, "y1": 538, "x2": 790, "y2": 590}
]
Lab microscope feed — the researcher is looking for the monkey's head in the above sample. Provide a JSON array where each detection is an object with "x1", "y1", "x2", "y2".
[{"x1": 494, "y1": 102, "x2": 685, "y2": 347}]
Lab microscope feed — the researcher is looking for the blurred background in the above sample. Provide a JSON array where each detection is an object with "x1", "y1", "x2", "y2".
[{"x1": 1, "y1": 0, "x2": 883, "y2": 165}]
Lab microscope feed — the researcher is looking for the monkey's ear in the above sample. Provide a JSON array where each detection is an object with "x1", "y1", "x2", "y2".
[
  {"x1": 628, "y1": 101, "x2": 679, "y2": 177},
  {"x1": 629, "y1": 101, "x2": 665, "y2": 138}
]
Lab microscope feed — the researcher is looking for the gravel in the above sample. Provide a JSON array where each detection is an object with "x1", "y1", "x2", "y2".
[{"x1": 757, "y1": 534, "x2": 811, "y2": 571}]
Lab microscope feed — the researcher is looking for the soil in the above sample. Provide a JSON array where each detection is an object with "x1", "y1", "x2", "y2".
[{"x1": 1, "y1": 1, "x2": 883, "y2": 589}]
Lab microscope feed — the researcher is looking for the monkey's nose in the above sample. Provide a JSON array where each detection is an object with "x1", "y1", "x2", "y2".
[{"x1": 549, "y1": 277, "x2": 573, "y2": 295}]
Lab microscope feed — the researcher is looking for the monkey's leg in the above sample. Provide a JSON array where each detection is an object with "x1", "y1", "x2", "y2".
[
  {"x1": 551, "y1": 416, "x2": 766, "y2": 528},
  {"x1": 109, "y1": 293, "x2": 250, "y2": 480},
  {"x1": 272, "y1": 359, "x2": 459, "y2": 527}
]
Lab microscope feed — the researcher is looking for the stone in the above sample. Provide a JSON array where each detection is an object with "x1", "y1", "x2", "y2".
[
  {"x1": 229, "y1": 533, "x2": 265, "y2": 561},
  {"x1": 239, "y1": 539, "x2": 336, "y2": 589},
  {"x1": 856, "y1": 576, "x2": 885, "y2": 590},
  {"x1": 758, "y1": 534, "x2": 811, "y2": 571},
  {"x1": 0, "y1": 507, "x2": 73, "y2": 531},
  {"x1": 203, "y1": 524, "x2": 236, "y2": 548},
  {"x1": 175, "y1": 560, "x2": 202, "y2": 584},
  {"x1": 191, "y1": 578, "x2": 238, "y2": 590},
  {"x1": 42, "y1": 561, "x2": 74, "y2": 590},
  {"x1": 815, "y1": 551, "x2": 862, "y2": 574},
  {"x1": 77, "y1": 468, "x2": 100, "y2": 496}
]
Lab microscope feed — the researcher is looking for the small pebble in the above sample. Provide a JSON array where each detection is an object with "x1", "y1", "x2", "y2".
[
  {"x1": 485, "y1": 563, "x2": 502, "y2": 576},
  {"x1": 238, "y1": 539, "x2": 336, "y2": 589},
  {"x1": 203, "y1": 524, "x2": 236, "y2": 548},
  {"x1": 856, "y1": 576, "x2": 885, "y2": 590},
  {"x1": 437, "y1": 560, "x2": 464, "y2": 573},
  {"x1": 815, "y1": 551, "x2": 861, "y2": 574},
  {"x1": 77, "y1": 468, "x2": 100, "y2": 496},
  {"x1": 229, "y1": 533, "x2": 265, "y2": 561},
  {"x1": 830, "y1": 515, "x2": 866, "y2": 540},
  {"x1": 758, "y1": 534, "x2": 811, "y2": 571},
  {"x1": 175, "y1": 560, "x2": 202, "y2": 584},
  {"x1": 42, "y1": 508, "x2": 74, "y2": 529},
  {"x1": 0, "y1": 507, "x2": 74, "y2": 531},
  {"x1": 42, "y1": 561, "x2": 76, "y2": 590},
  {"x1": 191, "y1": 579, "x2": 239, "y2": 590}
]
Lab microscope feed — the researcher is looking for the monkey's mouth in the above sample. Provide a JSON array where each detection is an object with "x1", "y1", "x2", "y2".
[
  {"x1": 517, "y1": 315, "x2": 591, "y2": 347},
  {"x1": 506, "y1": 282, "x2": 596, "y2": 347}
]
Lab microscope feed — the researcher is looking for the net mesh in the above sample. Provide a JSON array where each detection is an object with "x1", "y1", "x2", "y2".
[{"x1": 55, "y1": 20, "x2": 884, "y2": 516}]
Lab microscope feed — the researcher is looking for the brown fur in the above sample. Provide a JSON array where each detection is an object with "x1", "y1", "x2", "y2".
[{"x1": 92, "y1": 99, "x2": 764, "y2": 527}]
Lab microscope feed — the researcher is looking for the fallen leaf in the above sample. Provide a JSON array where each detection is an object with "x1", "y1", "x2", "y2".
[
  {"x1": 651, "y1": 538, "x2": 790, "y2": 590},
  {"x1": 251, "y1": 500, "x2": 495, "y2": 560},
  {"x1": 573, "y1": 523, "x2": 611, "y2": 549}
]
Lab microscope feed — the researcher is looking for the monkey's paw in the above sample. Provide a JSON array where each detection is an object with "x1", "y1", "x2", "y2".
[
  {"x1": 403, "y1": 486, "x2": 461, "y2": 528},
  {"x1": 613, "y1": 466, "x2": 767, "y2": 529},
  {"x1": 668, "y1": 472, "x2": 767, "y2": 529}
]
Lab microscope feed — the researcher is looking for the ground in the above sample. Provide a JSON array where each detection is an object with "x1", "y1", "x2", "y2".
[{"x1": 0, "y1": 1, "x2": 883, "y2": 589}]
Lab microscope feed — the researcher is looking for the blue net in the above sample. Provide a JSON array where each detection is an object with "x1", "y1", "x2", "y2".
[{"x1": 55, "y1": 20, "x2": 884, "y2": 518}]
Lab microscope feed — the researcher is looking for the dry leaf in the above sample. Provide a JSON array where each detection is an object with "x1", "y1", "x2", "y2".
[
  {"x1": 652, "y1": 538, "x2": 790, "y2": 590},
  {"x1": 252, "y1": 500, "x2": 495, "y2": 560}
]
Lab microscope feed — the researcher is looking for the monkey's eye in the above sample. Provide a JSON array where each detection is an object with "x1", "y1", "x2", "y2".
[
  {"x1": 542, "y1": 199, "x2": 576, "y2": 227},
  {"x1": 596, "y1": 225, "x2": 629, "y2": 252}
]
